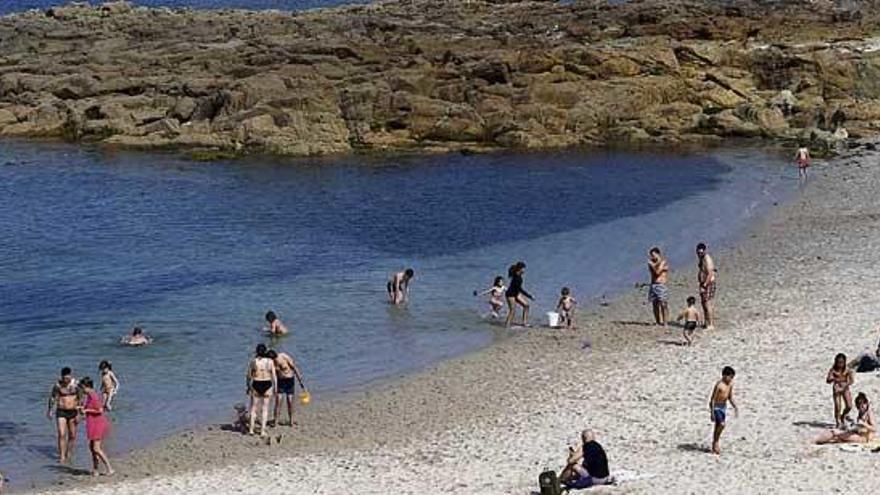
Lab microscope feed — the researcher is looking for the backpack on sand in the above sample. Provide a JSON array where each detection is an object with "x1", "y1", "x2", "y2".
[{"x1": 538, "y1": 470, "x2": 561, "y2": 495}]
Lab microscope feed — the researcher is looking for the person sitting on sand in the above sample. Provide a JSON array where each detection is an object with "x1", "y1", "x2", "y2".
[
  {"x1": 246, "y1": 344, "x2": 277, "y2": 437},
  {"x1": 556, "y1": 287, "x2": 576, "y2": 329},
  {"x1": 387, "y1": 269, "x2": 415, "y2": 305},
  {"x1": 675, "y1": 296, "x2": 702, "y2": 346},
  {"x1": 98, "y1": 361, "x2": 119, "y2": 412},
  {"x1": 120, "y1": 327, "x2": 151, "y2": 346},
  {"x1": 474, "y1": 276, "x2": 506, "y2": 319},
  {"x1": 265, "y1": 311, "x2": 289, "y2": 336},
  {"x1": 504, "y1": 261, "x2": 533, "y2": 328},
  {"x1": 648, "y1": 247, "x2": 670, "y2": 326},
  {"x1": 815, "y1": 392, "x2": 876, "y2": 444},
  {"x1": 559, "y1": 429, "x2": 613, "y2": 489},
  {"x1": 47, "y1": 367, "x2": 80, "y2": 464},
  {"x1": 267, "y1": 349, "x2": 306, "y2": 427},
  {"x1": 827, "y1": 353, "x2": 854, "y2": 429},
  {"x1": 709, "y1": 366, "x2": 738, "y2": 455},
  {"x1": 77, "y1": 377, "x2": 114, "y2": 477},
  {"x1": 849, "y1": 337, "x2": 880, "y2": 373}
]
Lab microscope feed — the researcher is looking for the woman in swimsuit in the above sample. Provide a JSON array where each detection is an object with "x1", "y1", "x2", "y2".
[
  {"x1": 247, "y1": 344, "x2": 277, "y2": 436},
  {"x1": 77, "y1": 377, "x2": 114, "y2": 476},
  {"x1": 47, "y1": 367, "x2": 80, "y2": 464},
  {"x1": 504, "y1": 261, "x2": 534, "y2": 328},
  {"x1": 826, "y1": 353, "x2": 854, "y2": 429},
  {"x1": 815, "y1": 392, "x2": 876, "y2": 444}
]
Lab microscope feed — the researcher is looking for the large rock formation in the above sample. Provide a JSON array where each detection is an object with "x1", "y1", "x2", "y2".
[{"x1": 1, "y1": 0, "x2": 880, "y2": 156}]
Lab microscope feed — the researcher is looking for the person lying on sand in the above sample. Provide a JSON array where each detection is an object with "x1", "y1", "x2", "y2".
[
  {"x1": 848, "y1": 338, "x2": 880, "y2": 373},
  {"x1": 559, "y1": 429, "x2": 614, "y2": 489},
  {"x1": 815, "y1": 392, "x2": 876, "y2": 444},
  {"x1": 265, "y1": 311, "x2": 289, "y2": 336},
  {"x1": 675, "y1": 296, "x2": 702, "y2": 346},
  {"x1": 709, "y1": 366, "x2": 738, "y2": 455},
  {"x1": 827, "y1": 353, "x2": 854, "y2": 429},
  {"x1": 120, "y1": 327, "x2": 151, "y2": 346}
]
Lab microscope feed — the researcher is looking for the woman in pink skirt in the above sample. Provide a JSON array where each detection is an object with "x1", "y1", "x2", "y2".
[{"x1": 78, "y1": 377, "x2": 114, "y2": 476}]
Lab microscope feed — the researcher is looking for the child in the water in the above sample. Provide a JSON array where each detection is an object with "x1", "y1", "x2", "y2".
[
  {"x1": 556, "y1": 287, "x2": 576, "y2": 329},
  {"x1": 98, "y1": 360, "x2": 120, "y2": 411},
  {"x1": 675, "y1": 296, "x2": 702, "y2": 346},
  {"x1": 474, "y1": 276, "x2": 506, "y2": 318}
]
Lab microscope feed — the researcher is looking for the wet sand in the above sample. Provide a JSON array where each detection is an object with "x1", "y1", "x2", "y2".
[{"x1": 39, "y1": 141, "x2": 880, "y2": 493}]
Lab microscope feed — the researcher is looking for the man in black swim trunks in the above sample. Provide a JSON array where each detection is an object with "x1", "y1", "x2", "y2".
[
  {"x1": 47, "y1": 367, "x2": 80, "y2": 464},
  {"x1": 267, "y1": 349, "x2": 306, "y2": 427}
]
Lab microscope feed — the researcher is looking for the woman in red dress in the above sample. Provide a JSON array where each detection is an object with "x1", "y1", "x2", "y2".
[{"x1": 78, "y1": 377, "x2": 114, "y2": 476}]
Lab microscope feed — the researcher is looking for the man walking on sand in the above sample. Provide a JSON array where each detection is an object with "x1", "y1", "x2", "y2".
[
  {"x1": 696, "y1": 243, "x2": 717, "y2": 330},
  {"x1": 648, "y1": 247, "x2": 669, "y2": 326}
]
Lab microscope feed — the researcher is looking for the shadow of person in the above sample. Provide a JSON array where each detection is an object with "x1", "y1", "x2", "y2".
[{"x1": 677, "y1": 443, "x2": 711, "y2": 453}]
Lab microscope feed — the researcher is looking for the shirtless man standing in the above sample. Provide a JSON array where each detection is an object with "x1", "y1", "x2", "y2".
[
  {"x1": 267, "y1": 349, "x2": 306, "y2": 427},
  {"x1": 246, "y1": 344, "x2": 277, "y2": 437},
  {"x1": 387, "y1": 269, "x2": 414, "y2": 305},
  {"x1": 648, "y1": 247, "x2": 669, "y2": 326},
  {"x1": 709, "y1": 366, "x2": 738, "y2": 455},
  {"x1": 696, "y1": 243, "x2": 717, "y2": 330},
  {"x1": 47, "y1": 367, "x2": 80, "y2": 464}
]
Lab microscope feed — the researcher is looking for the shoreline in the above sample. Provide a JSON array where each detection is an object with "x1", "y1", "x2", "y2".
[{"x1": 33, "y1": 140, "x2": 880, "y2": 493}]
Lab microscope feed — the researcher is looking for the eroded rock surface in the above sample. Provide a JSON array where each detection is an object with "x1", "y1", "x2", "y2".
[{"x1": 1, "y1": 0, "x2": 879, "y2": 156}]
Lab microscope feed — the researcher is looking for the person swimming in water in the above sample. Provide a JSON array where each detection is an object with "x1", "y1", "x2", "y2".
[
  {"x1": 120, "y1": 327, "x2": 151, "y2": 346},
  {"x1": 474, "y1": 276, "x2": 506, "y2": 319},
  {"x1": 387, "y1": 269, "x2": 415, "y2": 305},
  {"x1": 47, "y1": 367, "x2": 80, "y2": 464},
  {"x1": 504, "y1": 261, "x2": 533, "y2": 328},
  {"x1": 246, "y1": 344, "x2": 277, "y2": 437},
  {"x1": 265, "y1": 311, "x2": 289, "y2": 336}
]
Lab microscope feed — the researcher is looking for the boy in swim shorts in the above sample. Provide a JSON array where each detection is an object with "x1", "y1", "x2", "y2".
[
  {"x1": 556, "y1": 287, "x2": 577, "y2": 329},
  {"x1": 709, "y1": 366, "x2": 738, "y2": 455},
  {"x1": 675, "y1": 296, "x2": 702, "y2": 346}
]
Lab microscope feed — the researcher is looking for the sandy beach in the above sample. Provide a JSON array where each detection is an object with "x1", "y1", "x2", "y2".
[{"x1": 32, "y1": 141, "x2": 880, "y2": 494}]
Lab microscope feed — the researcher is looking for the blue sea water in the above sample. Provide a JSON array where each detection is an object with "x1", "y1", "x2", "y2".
[{"x1": 0, "y1": 140, "x2": 797, "y2": 488}]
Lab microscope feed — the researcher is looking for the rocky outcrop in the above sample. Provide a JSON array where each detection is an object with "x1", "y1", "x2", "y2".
[{"x1": 1, "y1": 0, "x2": 880, "y2": 156}]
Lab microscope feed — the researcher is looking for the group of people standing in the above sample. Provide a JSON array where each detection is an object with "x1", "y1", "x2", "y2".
[
  {"x1": 46, "y1": 365, "x2": 118, "y2": 476},
  {"x1": 245, "y1": 343, "x2": 307, "y2": 437}
]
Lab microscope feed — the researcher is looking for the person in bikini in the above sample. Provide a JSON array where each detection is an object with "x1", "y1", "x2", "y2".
[
  {"x1": 815, "y1": 392, "x2": 876, "y2": 444},
  {"x1": 556, "y1": 287, "x2": 577, "y2": 329},
  {"x1": 47, "y1": 367, "x2": 81, "y2": 464},
  {"x1": 98, "y1": 361, "x2": 119, "y2": 411},
  {"x1": 827, "y1": 353, "x2": 854, "y2": 429},
  {"x1": 267, "y1": 349, "x2": 306, "y2": 427},
  {"x1": 474, "y1": 276, "x2": 506, "y2": 319},
  {"x1": 387, "y1": 269, "x2": 415, "y2": 305},
  {"x1": 696, "y1": 243, "x2": 717, "y2": 330},
  {"x1": 264, "y1": 311, "x2": 289, "y2": 336},
  {"x1": 648, "y1": 247, "x2": 670, "y2": 326},
  {"x1": 709, "y1": 366, "x2": 738, "y2": 455},
  {"x1": 675, "y1": 296, "x2": 702, "y2": 346},
  {"x1": 795, "y1": 144, "x2": 811, "y2": 181},
  {"x1": 246, "y1": 344, "x2": 277, "y2": 436}
]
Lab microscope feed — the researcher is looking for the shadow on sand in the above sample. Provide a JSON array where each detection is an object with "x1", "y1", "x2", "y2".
[
  {"x1": 792, "y1": 420, "x2": 836, "y2": 429},
  {"x1": 677, "y1": 443, "x2": 711, "y2": 453},
  {"x1": 611, "y1": 320, "x2": 657, "y2": 327},
  {"x1": 45, "y1": 465, "x2": 93, "y2": 476}
]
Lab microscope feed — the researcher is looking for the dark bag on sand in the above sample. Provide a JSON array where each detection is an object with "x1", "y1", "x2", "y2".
[
  {"x1": 856, "y1": 355, "x2": 880, "y2": 373},
  {"x1": 538, "y1": 470, "x2": 561, "y2": 495}
]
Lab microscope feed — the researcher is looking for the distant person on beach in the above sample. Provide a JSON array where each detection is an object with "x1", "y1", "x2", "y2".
[
  {"x1": 709, "y1": 366, "x2": 738, "y2": 455},
  {"x1": 47, "y1": 367, "x2": 80, "y2": 464},
  {"x1": 556, "y1": 287, "x2": 576, "y2": 329},
  {"x1": 474, "y1": 276, "x2": 506, "y2": 319},
  {"x1": 120, "y1": 327, "x2": 151, "y2": 346},
  {"x1": 246, "y1": 344, "x2": 277, "y2": 436},
  {"x1": 98, "y1": 361, "x2": 119, "y2": 411},
  {"x1": 559, "y1": 429, "x2": 613, "y2": 489},
  {"x1": 696, "y1": 243, "x2": 717, "y2": 330},
  {"x1": 265, "y1": 311, "x2": 289, "y2": 336},
  {"x1": 848, "y1": 337, "x2": 880, "y2": 373},
  {"x1": 675, "y1": 296, "x2": 702, "y2": 346},
  {"x1": 827, "y1": 353, "x2": 854, "y2": 429},
  {"x1": 387, "y1": 269, "x2": 415, "y2": 305},
  {"x1": 505, "y1": 261, "x2": 533, "y2": 328},
  {"x1": 267, "y1": 349, "x2": 306, "y2": 427},
  {"x1": 77, "y1": 377, "x2": 114, "y2": 476},
  {"x1": 795, "y1": 145, "x2": 811, "y2": 180},
  {"x1": 815, "y1": 392, "x2": 875, "y2": 444},
  {"x1": 648, "y1": 247, "x2": 669, "y2": 326}
]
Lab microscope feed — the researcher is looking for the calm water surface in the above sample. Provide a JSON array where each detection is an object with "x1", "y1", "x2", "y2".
[{"x1": 0, "y1": 141, "x2": 795, "y2": 488}]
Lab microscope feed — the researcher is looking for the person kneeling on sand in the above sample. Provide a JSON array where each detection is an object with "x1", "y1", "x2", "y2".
[
  {"x1": 559, "y1": 429, "x2": 614, "y2": 489},
  {"x1": 815, "y1": 392, "x2": 876, "y2": 444}
]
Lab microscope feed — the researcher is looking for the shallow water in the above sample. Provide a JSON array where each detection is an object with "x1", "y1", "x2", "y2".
[{"x1": 0, "y1": 140, "x2": 796, "y2": 488}]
